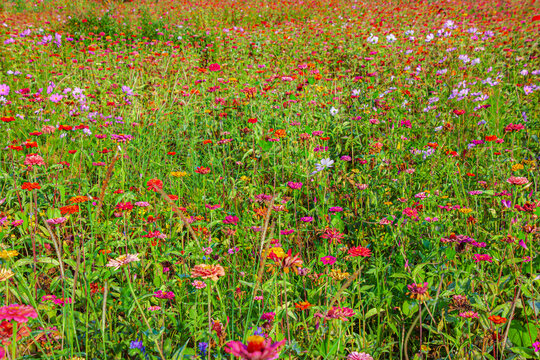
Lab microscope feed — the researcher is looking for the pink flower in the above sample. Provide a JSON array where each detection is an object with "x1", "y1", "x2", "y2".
[
  {"x1": 315, "y1": 306, "x2": 355, "y2": 321},
  {"x1": 473, "y1": 254, "x2": 493, "y2": 263},
  {"x1": 507, "y1": 176, "x2": 529, "y2": 185},
  {"x1": 223, "y1": 215, "x2": 239, "y2": 225},
  {"x1": 225, "y1": 335, "x2": 286, "y2": 360},
  {"x1": 209, "y1": 63, "x2": 221, "y2": 72},
  {"x1": 192, "y1": 280, "x2": 207, "y2": 289},
  {"x1": 148, "y1": 306, "x2": 161, "y2": 311},
  {"x1": 105, "y1": 253, "x2": 140, "y2": 269},
  {"x1": 402, "y1": 207, "x2": 418, "y2": 218},
  {"x1": 320, "y1": 256, "x2": 336, "y2": 265},
  {"x1": 24, "y1": 154, "x2": 45, "y2": 166},
  {"x1": 0, "y1": 304, "x2": 38, "y2": 323},
  {"x1": 459, "y1": 311, "x2": 479, "y2": 319},
  {"x1": 348, "y1": 352, "x2": 374, "y2": 360}
]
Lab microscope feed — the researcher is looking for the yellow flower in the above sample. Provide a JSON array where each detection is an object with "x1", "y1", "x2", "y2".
[
  {"x1": 0, "y1": 250, "x2": 18, "y2": 260},
  {"x1": 329, "y1": 268, "x2": 350, "y2": 281},
  {"x1": 240, "y1": 176, "x2": 251, "y2": 182},
  {"x1": 384, "y1": 201, "x2": 393, "y2": 206},
  {"x1": 170, "y1": 171, "x2": 188, "y2": 177},
  {"x1": 264, "y1": 247, "x2": 286, "y2": 259},
  {"x1": 459, "y1": 208, "x2": 473, "y2": 214},
  {"x1": 229, "y1": 78, "x2": 238, "y2": 82},
  {"x1": 511, "y1": 163, "x2": 524, "y2": 171}
]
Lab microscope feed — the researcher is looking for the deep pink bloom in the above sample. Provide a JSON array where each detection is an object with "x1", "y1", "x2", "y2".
[
  {"x1": 209, "y1": 63, "x2": 221, "y2": 72},
  {"x1": 225, "y1": 335, "x2": 286, "y2": 360},
  {"x1": 0, "y1": 304, "x2": 38, "y2": 323},
  {"x1": 320, "y1": 256, "x2": 336, "y2": 265},
  {"x1": 473, "y1": 254, "x2": 493, "y2": 263}
]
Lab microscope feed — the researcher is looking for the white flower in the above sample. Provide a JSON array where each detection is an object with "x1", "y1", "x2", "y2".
[
  {"x1": 316, "y1": 158, "x2": 334, "y2": 171},
  {"x1": 367, "y1": 34, "x2": 378, "y2": 44},
  {"x1": 425, "y1": 34, "x2": 434, "y2": 42},
  {"x1": 386, "y1": 34, "x2": 396, "y2": 43},
  {"x1": 330, "y1": 107, "x2": 338, "y2": 116}
]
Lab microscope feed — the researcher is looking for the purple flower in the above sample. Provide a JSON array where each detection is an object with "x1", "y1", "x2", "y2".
[
  {"x1": 501, "y1": 200, "x2": 512, "y2": 208},
  {"x1": 49, "y1": 93, "x2": 63, "y2": 103},
  {"x1": 533, "y1": 341, "x2": 540, "y2": 352},
  {"x1": 280, "y1": 229, "x2": 295, "y2": 235},
  {"x1": 340, "y1": 155, "x2": 352, "y2": 161},
  {"x1": 300, "y1": 216, "x2": 313, "y2": 223}
]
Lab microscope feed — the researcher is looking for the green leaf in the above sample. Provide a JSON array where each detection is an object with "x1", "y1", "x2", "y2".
[{"x1": 508, "y1": 322, "x2": 538, "y2": 348}]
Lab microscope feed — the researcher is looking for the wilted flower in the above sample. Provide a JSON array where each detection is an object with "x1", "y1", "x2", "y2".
[{"x1": 407, "y1": 282, "x2": 430, "y2": 301}]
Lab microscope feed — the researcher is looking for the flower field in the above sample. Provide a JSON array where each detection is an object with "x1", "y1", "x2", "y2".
[{"x1": 0, "y1": 0, "x2": 539, "y2": 358}]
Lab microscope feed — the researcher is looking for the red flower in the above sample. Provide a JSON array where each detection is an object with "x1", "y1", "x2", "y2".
[
  {"x1": 453, "y1": 109, "x2": 465, "y2": 115},
  {"x1": 466, "y1": 173, "x2": 475, "y2": 177},
  {"x1": 485, "y1": 135, "x2": 497, "y2": 142},
  {"x1": 21, "y1": 182, "x2": 41, "y2": 191},
  {"x1": 60, "y1": 205, "x2": 79, "y2": 215},
  {"x1": 167, "y1": 151, "x2": 176, "y2": 155},
  {"x1": 248, "y1": 118, "x2": 258, "y2": 124},
  {"x1": 348, "y1": 246, "x2": 371, "y2": 258},
  {"x1": 203, "y1": 140, "x2": 212, "y2": 145},
  {"x1": 147, "y1": 178, "x2": 163, "y2": 192},
  {"x1": 1, "y1": 117, "x2": 15, "y2": 123},
  {"x1": 59, "y1": 125, "x2": 72, "y2": 131},
  {"x1": 195, "y1": 167, "x2": 211, "y2": 174},
  {"x1": 68, "y1": 150, "x2": 77, "y2": 154},
  {"x1": 488, "y1": 315, "x2": 507, "y2": 325},
  {"x1": 533, "y1": 15, "x2": 540, "y2": 21}
]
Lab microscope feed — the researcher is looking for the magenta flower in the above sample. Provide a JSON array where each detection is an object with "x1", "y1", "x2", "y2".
[
  {"x1": 225, "y1": 335, "x2": 286, "y2": 360},
  {"x1": 0, "y1": 304, "x2": 38, "y2": 323},
  {"x1": 287, "y1": 182, "x2": 303, "y2": 190},
  {"x1": 223, "y1": 215, "x2": 239, "y2": 225},
  {"x1": 329, "y1": 206, "x2": 343, "y2": 213},
  {"x1": 49, "y1": 93, "x2": 63, "y2": 103},
  {"x1": 473, "y1": 254, "x2": 493, "y2": 263},
  {"x1": 320, "y1": 256, "x2": 336, "y2": 265}
]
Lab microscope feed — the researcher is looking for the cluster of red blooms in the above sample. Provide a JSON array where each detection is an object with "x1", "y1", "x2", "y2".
[
  {"x1": 60, "y1": 205, "x2": 79, "y2": 215},
  {"x1": 21, "y1": 182, "x2": 41, "y2": 191}
]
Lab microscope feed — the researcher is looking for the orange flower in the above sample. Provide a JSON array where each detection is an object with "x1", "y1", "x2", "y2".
[
  {"x1": 60, "y1": 205, "x2": 79, "y2": 215},
  {"x1": 295, "y1": 301, "x2": 313, "y2": 311},
  {"x1": 69, "y1": 196, "x2": 89, "y2": 203},
  {"x1": 274, "y1": 129, "x2": 286, "y2": 138},
  {"x1": 485, "y1": 135, "x2": 498, "y2": 142},
  {"x1": 488, "y1": 315, "x2": 507, "y2": 325}
]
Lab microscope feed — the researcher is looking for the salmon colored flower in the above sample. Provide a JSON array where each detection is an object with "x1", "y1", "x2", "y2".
[{"x1": 191, "y1": 264, "x2": 225, "y2": 281}]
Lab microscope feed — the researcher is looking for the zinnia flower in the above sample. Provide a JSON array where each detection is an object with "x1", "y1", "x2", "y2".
[
  {"x1": 507, "y1": 176, "x2": 529, "y2": 185},
  {"x1": 191, "y1": 264, "x2": 225, "y2": 281},
  {"x1": 225, "y1": 335, "x2": 286, "y2": 360},
  {"x1": 0, "y1": 304, "x2": 38, "y2": 323},
  {"x1": 407, "y1": 282, "x2": 430, "y2": 301},
  {"x1": 348, "y1": 246, "x2": 371, "y2": 258},
  {"x1": 146, "y1": 178, "x2": 163, "y2": 192},
  {"x1": 105, "y1": 254, "x2": 140, "y2": 270},
  {"x1": 348, "y1": 352, "x2": 374, "y2": 360},
  {"x1": 24, "y1": 154, "x2": 45, "y2": 166}
]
